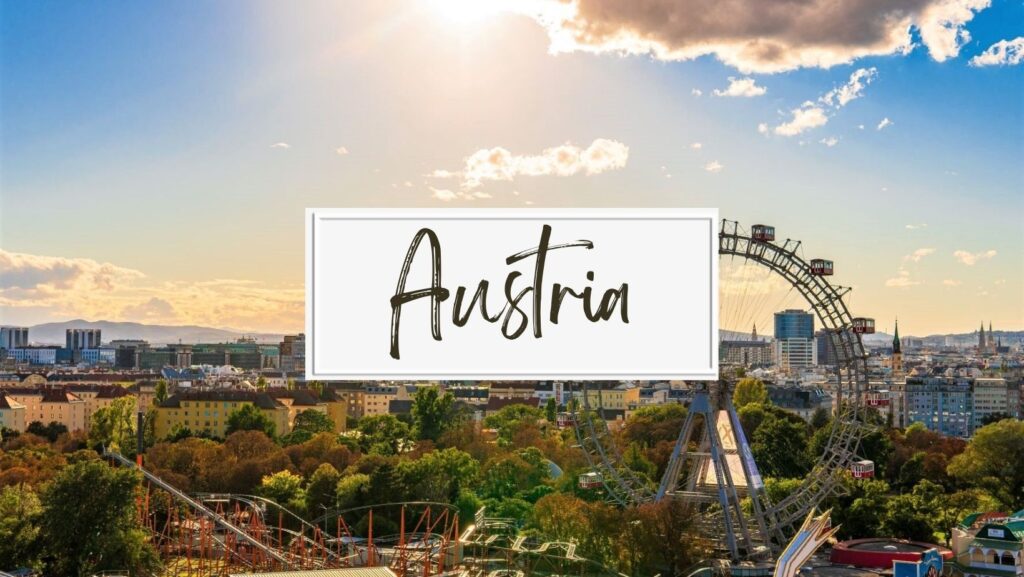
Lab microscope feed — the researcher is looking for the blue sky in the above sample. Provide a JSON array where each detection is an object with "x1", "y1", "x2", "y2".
[{"x1": 1, "y1": 0, "x2": 1021, "y2": 335}]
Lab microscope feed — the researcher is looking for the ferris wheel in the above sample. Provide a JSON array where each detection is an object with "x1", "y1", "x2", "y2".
[{"x1": 566, "y1": 219, "x2": 874, "y2": 561}]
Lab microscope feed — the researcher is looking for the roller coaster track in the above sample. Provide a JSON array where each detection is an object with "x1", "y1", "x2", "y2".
[
  {"x1": 193, "y1": 493, "x2": 348, "y2": 564},
  {"x1": 104, "y1": 450, "x2": 294, "y2": 568},
  {"x1": 569, "y1": 219, "x2": 871, "y2": 544}
]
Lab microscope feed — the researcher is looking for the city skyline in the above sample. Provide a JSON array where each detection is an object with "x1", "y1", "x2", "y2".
[{"x1": 2, "y1": 0, "x2": 1022, "y2": 335}]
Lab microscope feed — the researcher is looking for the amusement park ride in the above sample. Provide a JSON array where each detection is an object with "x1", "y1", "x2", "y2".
[
  {"x1": 102, "y1": 219, "x2": 877, "y2": 577},
  {"x1": 566, "y1": 220, "x2": 877, "y2": 564}
]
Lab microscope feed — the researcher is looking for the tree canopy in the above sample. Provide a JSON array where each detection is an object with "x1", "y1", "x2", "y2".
[{"x1": 226, "y1": 404, "x2": 277, "y2": 438}]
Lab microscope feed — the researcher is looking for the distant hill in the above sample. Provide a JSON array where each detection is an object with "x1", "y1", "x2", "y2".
[{"x1": 27, "y1": 320, "x2": 285, "y2": 346}]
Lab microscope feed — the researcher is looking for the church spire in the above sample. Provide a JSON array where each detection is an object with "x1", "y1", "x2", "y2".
[
  {"x1": 980, "y1": 321, "x2": 986, "y2": 348},
  {"x1": 892, "y1": 319, "x2": 901, "y2": 354},
  {"x1": 752, "y1": 323, "x2": 758, "y2": 341}
]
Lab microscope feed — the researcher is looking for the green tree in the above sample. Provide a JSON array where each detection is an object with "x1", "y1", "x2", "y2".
[
  {"x1": 412, "y1": 386, "x2": 458, "y2": 441},
  {"x1": 738, "y1": 403, "x2": 768, "y2": 438},
  {"x1": 733, "y1": 377, "x2": 769, "y2": 409},
  {"x1": 764, "y1": 477, "x2": 804, "y2": 505},
  {"x1": 948, "y1": 419, "x2": 1024, "y2": 509},
  {"x1": 88, "y1": 396, "x2": 138, "y2": 454},
  {"x1": 622, "y1": 404, "x2": 688, "y2": 447},
  {"x1": 305, "y1": 463, "x2": 341, "y2": 514},
  {"x1": 881, "y1": 492, "x2": 935, "y2": 542},
  {"x1": 396, "y1": 447, "x2": 480, "y2": 502},
  {"x1": 810, "y1": 407, "x2": 830, "y2": 430},
  {"x1": 896, "y1": 452, "x2": 926, "y2": 491},
  {"x1": 832, "y1": 479, "x2": 891, "y2": 539},
  {"x1": 296, "y1": 409, "x2": 336, "y2": 433},
  {"x1": 154, "y1": 379, "x2": 168, "y2": 405},
  {"x1": 259, "y1": 470, "x2": 306, "y2": 512},
  {"x1": 357, "y1": 414, "x2": 410, "y2": 455},
  {"x1": 226, "y1": 404, "x2": 276, "y2": 438},
  {"x1": 926, "y1": 485, "x2": 1000, "y2": 545},
  {"x1": 335, "y1": 473, "x2": 371, "y2": 510},
  {"x1": 751, "y1": 415, "x2": 810, "y2": 479},
  {"x1": 545, "y1": 398, "x2": 558, "y2": 423},
  {"x1": 26, "y1": 421, "x2": 68, "y2": 443},
  {"x1": 0, "y1": 483, "x2": 42, "y2": 571},
  {"x1": 256, "y1": 376, "x2": 268, "y2": 391},
  {"x1": 38, "y1": 460, "x2": 159, "y2": 577},
  {"x1": 624, "y1": 442, "x2": 657, "y2": 482},
  {"x1": 483, "y1": 404, "x2": 545, "y2": 444},
  {"x1": 479, "y1": 447, "x2": 550, "y2": 500}
]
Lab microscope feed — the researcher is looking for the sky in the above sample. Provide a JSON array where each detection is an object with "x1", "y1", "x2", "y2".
[{"x1": 1, "y1": 0, "x2": 1022, "y2": 337}]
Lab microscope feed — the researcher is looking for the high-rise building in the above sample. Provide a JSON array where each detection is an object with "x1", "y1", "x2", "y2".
[
  {"x1": 0, "y1": 326, "x2": 29, "y2": 351},
  {"x1": 814, "y1": 330, "x2": 838, "y2": 367},
  {"x1": 279, "y1": 334, "x2": 306, "y2": 372},
  {"x1": 66, "y1": 328, "x2": 102, "y2": 350},
  {"x1": 775, "y1": 309, "x2": 814, "y2": 339},
  {"x1": 774, "y1": 310, "x2": 816, "y2": 370}
]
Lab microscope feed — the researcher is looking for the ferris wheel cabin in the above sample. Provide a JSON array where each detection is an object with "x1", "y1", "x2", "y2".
[
  {"x1": 850, "y1": 460, "x2": 875, "y2": 479},
  {"x1": 578, "y1": 471, "x2": 604, "y2": 489},
  {"x1": 852, "y1": 318, "x2": 876, "y2": 334},
  {"x1": 810, "y1": 259, "x2": 834, "y2": 276},
  {"x1": 751, "y1": 224, "x2": 775, "y2": 241},
  {"x1": 556, "y1": 412, "x2": 576, "y2": 429}
]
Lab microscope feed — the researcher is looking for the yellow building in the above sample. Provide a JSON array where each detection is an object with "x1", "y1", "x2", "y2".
[
  {"x1": 578, "y1": 384, "x2": 637, "y2": 412},
  {"x1": 0, "y1": 394, "x2": 26, "y2": 432},
  {"x1": 269, "y1": 389, "x2": 331, "y2": 431},
  {"x1": 1, "y1": 387, "x2": 87, "y2": 432},
  {"x1": 154, "y1": 390, "x2": 289, "y2": 440},
  {"x1": 488, "y1": 381, "x2": 538, "y2": 400},
  {"x1": 363, "y1": 385, "x2": 399, "y2": 417},
  {"x1": 61, "y1": 384, "x2": 135, "y2": 430}
]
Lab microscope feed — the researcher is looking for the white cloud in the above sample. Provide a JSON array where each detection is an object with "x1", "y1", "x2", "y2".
[
  {"x1": 271, "y1": 142, "x2": 291, "y2": 149},
  {"x1": 877, "y1": 117, "x2": 893, "y2": 130},
  {"x1": 509, "y1": 0, "x2": 990, "y2": 73},
  {"x1": 821, "y1": 67, "x2": 878, "y2": 107},
  {"x1": 772, "y1": 68, "x2": 876, "y2": 136},
  {"x1": 434, "y1": 138, "x2": 629, "y2": 190},
  {"x1": 917, "y1": 0, "x2": 992, "y2": 62},
  {"x1": 774, "y1": 105, "x2": 829, "y2": 136},
  {"x1": 942, "y1": 279, "x2": 962, "y2": 286},
  {"x1": 953, "y1": 249, "x2": 996, "y2": 265},
  {"x1": 970, "y1": 37, "x2": 1024, "y2": 67},
  {"x1": 335, "y1": 146, "x2": 349, "y2": 156},
  {"x1": 704, "y1": 160, "x2": 724, "y2": 173},
  {"x1": 820, "y1": 136, "x2": 839, "y2": 147},
  {"x1": 713, "y1": 77, "x2": 767, "y2": 97},
  {"x1": 690, "y1": 142, "x2": 703, "y2": 150},
  {"x1": 905, "y1": 248, "x2": 936, "y2": 262},
  {"x1": 905, "y1": 223, "x2": 928, "y2": 230},
  {"x1": 757, "y1": 123, "x2": 769, "y2": 135},
  {"x1": 691, "y1": 88, "x2": 703, "y2": 97},
  {"x1": 858, "y1": 124, "x2": 866, "y2": 130},
  {"x1": 886, "y1": 270, "x2": 920, "y2": 288}
]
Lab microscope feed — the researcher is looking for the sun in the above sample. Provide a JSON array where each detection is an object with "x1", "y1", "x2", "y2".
[{"x1": 427, "y1": 0, "x2": 507, "y2": 26}]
